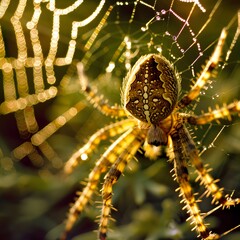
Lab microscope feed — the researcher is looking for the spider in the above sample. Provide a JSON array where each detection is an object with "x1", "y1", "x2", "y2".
[{"x1": 61, "y1": 26, "x2": 240, "y2": 240}]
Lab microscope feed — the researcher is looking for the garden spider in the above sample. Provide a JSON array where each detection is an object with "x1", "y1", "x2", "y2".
[{"x1": 62, "y1": 26, "x2": 240, "y2": 240}]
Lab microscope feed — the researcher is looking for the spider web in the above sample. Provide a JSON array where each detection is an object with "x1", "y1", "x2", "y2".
[
  {"x1": 0, "y1": 0, "x2": 240, "y2": 238},
  {"x1": 1, "y1": 0, "x2": 239, "y2": 171}
]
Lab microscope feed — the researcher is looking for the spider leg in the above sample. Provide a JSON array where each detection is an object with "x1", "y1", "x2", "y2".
[
  {"x1": 179, "y1": 123, "x2": 240, "y2": 210},
  {"x1": 64, "y1": 119, "x2": 136, "y2": 174},
  {"x1": 99, "y1": 130, "x2": 146, "y2": 240},
  {"x1": 178, "y1": 28, "x2": 227, "y2": 109},
  {"x1": 62, "y1": 127, "x2": 145, "y2": 240},
  {"x1": 77, "y1": 62, "x2": 127, "y2": 118},
  {"x1": 171, "y1": 125, "x2": 219, "y2": 240},
  {"x1": 181, "y1": 101, "x2": 240, "y2": 125},
  {"x1": 179, "y1": 124, "x2": 240, "y2": 204}
]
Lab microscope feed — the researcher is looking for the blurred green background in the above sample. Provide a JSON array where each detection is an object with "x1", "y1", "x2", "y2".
[{"x1": 1, "y1": 1, "x2": 240, "y2": 240}]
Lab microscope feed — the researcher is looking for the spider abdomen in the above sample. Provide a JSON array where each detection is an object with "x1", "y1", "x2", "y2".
[{"x1": 123, "y1": 54, "x2": 179, "y2": 125}]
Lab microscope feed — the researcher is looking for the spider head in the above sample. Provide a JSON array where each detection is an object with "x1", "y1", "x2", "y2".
[{"x1": 122, "y1": 53, "x2": 180, "y2": 146}]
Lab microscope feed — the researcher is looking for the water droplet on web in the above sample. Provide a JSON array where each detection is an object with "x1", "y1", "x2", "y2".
[
  {"x1": 156, "y1": 46, "x2": 162, "y2": 53},
  {"x1": 165, "y1": 31, "x2": 170, "y2": 36},
  {"x1": 209, "y1": 143, "x2": 215, "y2": 148},
  {"x1": 155, "y1": 12, "x2": 161, "y2": 21},
  {"x1": 190, "y1": 29, "x2": 195, "y2": 36},
  {"x1": 141, "y1": 26, "x2": 147, "y2": 32},
  {"x1": 161, "y1": 9, "x2": 166, "y2": 15},
  {"x1": 212, "y1": 94, "x2": 219, "y2": 99},
  {"x1": 191, "y1": 66, "x2": 195, "y2": 77},
  {"x1": 81, "y1": 153, "x2": 88, "y2": 161}
]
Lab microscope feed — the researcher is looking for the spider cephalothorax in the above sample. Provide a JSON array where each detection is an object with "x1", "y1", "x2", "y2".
[{"x1": 61, "y1": 26, "x2": 240, "y2": 240}]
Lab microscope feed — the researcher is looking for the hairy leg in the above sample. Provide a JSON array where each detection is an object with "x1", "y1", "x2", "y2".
[
  {"x1": 77, "y1": 62, "x2": 127, "y2": 118},
  {"x1": 178, "y1": 28, "x2": 227, "y2": 109},
  {"x1": 99, "y1": 130, "x2": 146, "y2": 240},
  {"x1": 179, "y1": 125, "x2": 240, "y2": 207},
  {"x1": 181, "y1": 101, "x2": 240, "y2": 125},
  {"x1": 171, "y1": 125, "x2": 219, "y2": 239},
  {"x1": 62, "y1": 127, "x2": 145, "y2": 240},
  {"x1": 64, "y1": 119, "x2": 136, "y2": 174}
]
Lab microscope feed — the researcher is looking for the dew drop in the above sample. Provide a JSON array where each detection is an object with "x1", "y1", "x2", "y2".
[
  {"x1": 156, "y1": 45, "x2": 162, "y2": 53},
  {"x1": 191, "y1": 66, "x2": 195, "y2": 77},
  {"x1": 161, "y1": 9, "x2": 166, "y2": 15},
  {"x1": 209, "y1": 143, "x2": 215, "y2": 148},
  {"x1": 202, "y1": 146, "x2": 207, "y2": 151},
  {"x1": 81, "y1": 153, "x2": 88, "y2": 161},
  {"x1": 212, "y1": 94, "x2": 219, "y2": 99},
  {"x1": 165, "y1": 31, "x2": 170, "y2": 36},
  {"x1": 156, "y1": 15, "x2": 161, "y2": 21}
]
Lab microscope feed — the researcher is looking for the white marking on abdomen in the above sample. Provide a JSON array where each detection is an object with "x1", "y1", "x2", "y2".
[{"x1": 143, "y1": 84, "x2": 151, "y2": 122}]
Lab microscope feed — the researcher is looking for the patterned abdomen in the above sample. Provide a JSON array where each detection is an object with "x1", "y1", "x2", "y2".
[{"x1": 123, "y1": 54, "x2": 179, "y2": 125}]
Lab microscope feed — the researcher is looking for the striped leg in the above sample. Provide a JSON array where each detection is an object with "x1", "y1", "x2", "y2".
[
  {"x1": 77, "y1": 62, "x2": 127, "y2": 118},
  {"x1": 180, "y1": 101, "x2": 240, "y2": 206},
  {"x1": 99, "y1": 130, "x2": 146, "y2": 240},
  {"x1": 179, "y1": 125, "x2": 240, "y2": 208},
  {"x1": 171, "y1": 126, "x2": 219, "y2": 240},
  {"x1": 182, "y1": 101, "x2": 240, "y2": 125},
  {"x1": 178, "y1": 28, "x2": 227, "y2": 109},
  {"x1": 64, "y1": 119, "x2": 136, "y2": 174},
  {"x1": 62, "y1": 127, "x2": 145, "y2": 240}
]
